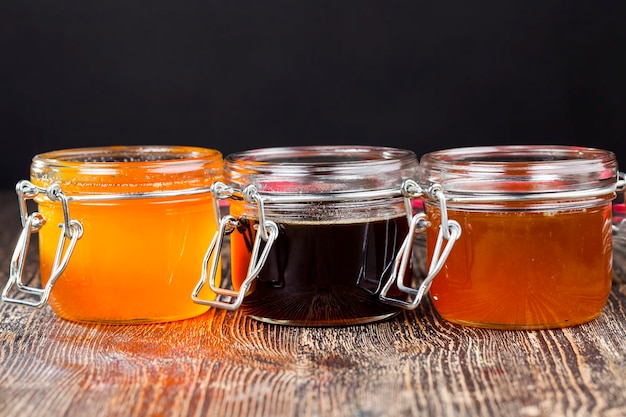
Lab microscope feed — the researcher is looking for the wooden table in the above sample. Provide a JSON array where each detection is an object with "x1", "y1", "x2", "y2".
[{"x1": 1, "y1": 189, "x2": 626, "y2": 417}]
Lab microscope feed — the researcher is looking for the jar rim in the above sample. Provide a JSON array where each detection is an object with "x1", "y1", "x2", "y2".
[
  {"x1": 420, "y1": 145, "x2": 615, "y2": 170},
  {"x1": 226, "y1": 145, "x2": 415, "y2": 166},
  {"x1": 30, "y1": 145, "x2": 224, "y2": 195},
  {"x1": 224, "y1": 145, "x2": 418, "y2": 195},
  {"x1": 33, "y1": 145, "x2": 222, "y2": 167},
  {"x1": 418, "y1": 145, "x2": 619, "y2": 206}
]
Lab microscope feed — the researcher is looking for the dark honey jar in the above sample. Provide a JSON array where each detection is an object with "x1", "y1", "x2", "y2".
[
  {"x1": 192, "y1": 145, "x2": 422, "y2": 326},
  {"x1": 401, "y1": 145, "x2": 625, "y2": 329}
]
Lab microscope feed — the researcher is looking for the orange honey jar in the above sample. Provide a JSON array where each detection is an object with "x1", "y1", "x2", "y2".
[
  {"x1": 413, "y1": 145, "x2": 625, "y2": 329},
  {"x1": 2, "y1": 145, "x2": 223, "y2": 324}
]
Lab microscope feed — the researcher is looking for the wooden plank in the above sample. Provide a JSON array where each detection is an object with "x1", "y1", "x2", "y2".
[{"x1": 1, "y1": 190, "x2": 626, "y2": 417}]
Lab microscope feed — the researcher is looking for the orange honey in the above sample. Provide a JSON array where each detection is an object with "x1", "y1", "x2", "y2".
[
  {"x1": 29, "y1": 146, "x2": 223, "y2": 323},
  {"x1": 425, "y1": 204, "x2": 614, "y2": 329},
  {"x1": 417, "y1": 145, "x2": 620, "y2": 329}
]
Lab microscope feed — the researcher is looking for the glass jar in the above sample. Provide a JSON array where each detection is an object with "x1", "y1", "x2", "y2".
[
  {"x1": 2, "y1": 145, "x2": 224, "y2": 324},
  {"x1": 192, "y1": 145, "x2": 420, "y2": 326},
  {"x1": 416, "y1": 145, "x2": 624, "y2": 329}
]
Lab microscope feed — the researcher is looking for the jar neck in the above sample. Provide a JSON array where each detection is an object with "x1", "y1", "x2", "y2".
[
  {"x1": 30, "y1": 146, "x2": 223, "y2": 195},
  {"x1": 224, "y1": 145, "x2": 418, "y2": 194},
  {"x1": 222, "y1": 145, "x2": 418, "y2": 222},
  {"x1": 430, "y1": 193, "x2": 616, "y2": 212},
  {"x1": 230, "y1": 197, "x2": 409, "y2": 223},
  {"x1": 418, "y1": 145, "x2": 619, "y2": 206}
]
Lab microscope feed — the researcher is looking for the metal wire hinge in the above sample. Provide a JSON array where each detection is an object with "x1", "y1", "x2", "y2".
[
  {"x1": 380, "y1": 180, "x2": 462, "y2": 309},
  {"x1": 192, "y1": 184, "x2": 278, "y2": 310},
  {"x1": 2, "y1": 181, "x2": 83, "y2": 308},
  {"x1": 617, "y1": 171, "x2": 626, "y2": 193},
  {"x1": 613, "y1": 172, "x2": 626, "y2": 238}
]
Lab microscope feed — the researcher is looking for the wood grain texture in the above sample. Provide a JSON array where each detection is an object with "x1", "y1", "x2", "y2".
[{"x1": 1, "y1": 190, "x2": 626, "y2": 417}]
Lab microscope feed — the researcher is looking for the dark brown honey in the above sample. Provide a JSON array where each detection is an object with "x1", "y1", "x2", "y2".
[{"x1": 230, "y1": 216, "x2": 411, "y2": 326}]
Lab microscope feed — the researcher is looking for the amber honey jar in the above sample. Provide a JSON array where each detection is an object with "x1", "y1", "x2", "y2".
[
  {"x1": 413, "y1": 145, "x2": 625, "y2": 329},
  {"x1": 192, "y1": 145, "x2": 420, "y2": 326},
  {"x1": 1, "y1": 145, "x2": 223, "y2": 323}
]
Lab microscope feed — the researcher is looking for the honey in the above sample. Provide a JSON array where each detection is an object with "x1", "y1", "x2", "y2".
[
  {"x1": 425, "y1": 205, "x2": 613, "y2": 329},
  {"x1": 4, "y1": 145, "x2": 223, "y2": 323},
  {"x1": 193, "y1": 145, "x2": 418, "y2": 326},
  {"x1": 416, "y1": 145, "x2": 621, "y2": 329},
  {"x1": 229, "y1": 216, "x2": 410, "y2": 326}
]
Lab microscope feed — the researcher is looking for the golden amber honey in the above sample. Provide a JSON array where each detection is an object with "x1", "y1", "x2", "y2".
[
  {"x1": 418, "y1": 145, "x2": 619, "y2": 329},
  {"x1": 30, "y1": 146, "x2": 222, "y2": 323},
  {"x1": 426, "y1": 205, "x2": 614, "y2": 329}
]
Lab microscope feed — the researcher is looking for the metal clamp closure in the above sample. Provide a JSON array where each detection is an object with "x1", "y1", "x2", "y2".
[
  {"x1": 191, "y1": 214, "x2": 278, "y2": 310},
  {"x1": 210, "y1": 181, "x2": 234, "y2": 225},
  {"x1": 613, "y1": 171, "x2": 626, "y2": 239},
  {"x1": 617, "y1": 171, "x2": 626, "y2": 193},
  {"x1": 193, "y1": 182, "x2": 279, "y2": 310},
  {"x1": 380, "y1": 180, "x2": 462, "y2": 309},
  {"x1": 2, "y1": 180, "x2": 83, "y2": 308},
  {"x1": 243, "y1": 185, "x2": 271, "y2": 241}
]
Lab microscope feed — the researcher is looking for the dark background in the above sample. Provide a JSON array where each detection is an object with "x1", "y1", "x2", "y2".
[{"x1": 2, "y1": 1, "x2": 626, "y2": 189}]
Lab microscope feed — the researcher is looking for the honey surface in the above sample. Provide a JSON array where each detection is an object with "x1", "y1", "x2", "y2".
[{"x1": 426, "y1": 204, "x2": 613, "y2": 329}]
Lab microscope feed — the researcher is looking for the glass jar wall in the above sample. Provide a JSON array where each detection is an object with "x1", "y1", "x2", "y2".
[
  {"x1": 26, "y1": 145, "x2": 223, "y2": 323},
  {"x1": 418, "y1": 145, "x2": 618, "y2": 329}
]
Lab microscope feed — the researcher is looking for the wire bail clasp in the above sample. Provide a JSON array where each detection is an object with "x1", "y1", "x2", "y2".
[
  {"x1": 613, "y1": 171, "x2": 626, "y2": 240},
  {"x1": 379, "y1": 180, "x2": 461, "y2": 309},
  {"x1": 192, "y1": 183, "x2": 279, "y2": 310},
  {"x1": 2, "y1": 180, "x2": 83, "y2": 308},
  {"x1": 616, "y1": 171, "x2": 626, "y2": 194}
]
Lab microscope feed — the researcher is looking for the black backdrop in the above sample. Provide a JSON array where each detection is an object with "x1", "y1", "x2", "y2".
[{"x1": 2, "y1": 1, "x2": 626, "y2": 189}]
